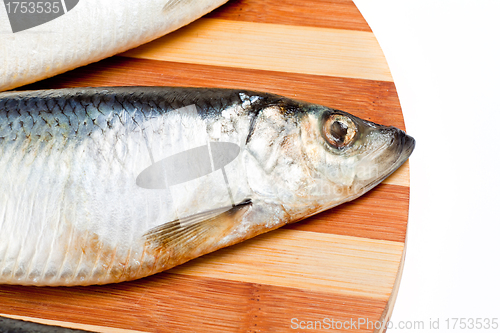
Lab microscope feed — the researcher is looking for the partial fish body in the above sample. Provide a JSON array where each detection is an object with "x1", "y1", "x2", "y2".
[
  {"x1": 0, "y1": 87, "x2": 415, "y2": 286},
  {"x1": 0, "y1": 0, "x2": 228, "y2": 91}
]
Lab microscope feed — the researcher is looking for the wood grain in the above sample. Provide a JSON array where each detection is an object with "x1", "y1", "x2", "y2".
[
  {"x1": 385, "y1": 161, "x2": 409, "y2": 187},
  {"x1": 0, "y1": 274, "x2": 388, "y2": 333},
  {"x1": 1, "y1": 1, "x2": 410, "y2": 332},
  {"x1": 285, "y1": 184, "x2": 409, "y2": 243},
  {"x1": 207, "y1": 0, "x2": 373, "y2": 31},
  {"x1": 169, "y1": 229, "x2": 404, "y2": 299},
  {"x1": 0, "y1": 315, "x2": 141, "y2": 333},
  {"x1": 121, "y1": 19, "x2": 392, "y2": 82}
]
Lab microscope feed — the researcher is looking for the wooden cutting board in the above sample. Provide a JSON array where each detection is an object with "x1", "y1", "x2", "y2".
[{"x1": 0, "y1": 1, "x2": 410, "y2": 332}]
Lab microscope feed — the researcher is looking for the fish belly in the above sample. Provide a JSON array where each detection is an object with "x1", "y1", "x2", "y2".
[{"x1": 0, "y1": 88, "x2": 253, "y2": 285}]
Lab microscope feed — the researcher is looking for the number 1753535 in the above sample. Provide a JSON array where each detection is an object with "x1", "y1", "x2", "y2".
[
  {"x1": 5, "y1": 1, "x2": 61, "y2": 14},
  {"x1": 445, "y1": 318, "x2": 498, "y2": 330}
]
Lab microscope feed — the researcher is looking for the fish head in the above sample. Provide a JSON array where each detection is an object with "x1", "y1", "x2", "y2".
[
  {"x1": 295, "y1": 103, "x2": 415, "y2": 214},
  {"x1": 244, "y1": 95, "x2": 414, "y2": 223}
]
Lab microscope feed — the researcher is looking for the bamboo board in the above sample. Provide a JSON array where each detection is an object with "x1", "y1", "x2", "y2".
[{"x1": 0, "y1": 1, "x2": 410, "y2": 332}]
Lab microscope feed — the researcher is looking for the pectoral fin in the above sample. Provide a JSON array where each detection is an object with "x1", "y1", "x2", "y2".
[
  {"x1": 143, "y1": 199, "x2": 252, "y2": 253},
  {"x1": 162, "y1": 0, "x2": 183, "y2": 12}
]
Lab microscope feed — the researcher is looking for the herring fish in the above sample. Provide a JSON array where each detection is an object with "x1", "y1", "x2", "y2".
[
  {"x1": 0, "y1": 0, "x2": 228, "y2": 92},
  {"x1": 0, "y1": 87, "x2": 415, "y2": 286}
]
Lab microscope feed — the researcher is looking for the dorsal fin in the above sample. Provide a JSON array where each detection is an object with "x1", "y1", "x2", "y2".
[{"x1": 144, "y1": 199, "x2": 252, "y2": 253}]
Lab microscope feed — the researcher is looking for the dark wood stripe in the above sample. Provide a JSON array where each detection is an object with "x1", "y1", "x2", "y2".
[
  {"x1": 208, "y1": 0, "x2": 372, "y2": 32},
  {"x1": 286, "y1": 184, "x2": 409, "y2": 243},
  {"x1": 19, "y1": 57, "x2": 405, "y2": 130},
  {"x1": 0, "y1": 273, "x2": 385, "y2": 333}
]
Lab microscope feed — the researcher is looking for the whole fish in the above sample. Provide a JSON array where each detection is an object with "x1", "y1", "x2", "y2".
[
  {"x1": 0, "y1": 87, "x2": 414, "y2": 286},
  {"x1": 0, "y1": 0, "x2": 228, "y2": 92}
]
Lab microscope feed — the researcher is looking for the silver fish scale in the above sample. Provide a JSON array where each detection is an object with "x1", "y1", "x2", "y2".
[{"x1": 0, "y1": 87, "x2": 275, "y2": 285}]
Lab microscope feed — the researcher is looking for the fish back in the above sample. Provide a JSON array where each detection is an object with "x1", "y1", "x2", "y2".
[{"x1": 0, "y1": 87, "x2": 259, "y2": 285}]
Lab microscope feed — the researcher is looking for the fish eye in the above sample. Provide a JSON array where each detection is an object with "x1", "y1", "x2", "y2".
[{"x1": 322, "y1": 114, "x2": 357, "y2": 149}]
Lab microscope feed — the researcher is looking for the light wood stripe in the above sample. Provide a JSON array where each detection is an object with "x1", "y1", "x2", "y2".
[
  {"x1": 170, "y1": 229, "x2": 404, "y2": 299},
  {"x1": 121, "y1": 18, "x2": 393, "y2": 82},
  {"x1": 383, "y1": 160, "x2": 409, "y2": 187}
]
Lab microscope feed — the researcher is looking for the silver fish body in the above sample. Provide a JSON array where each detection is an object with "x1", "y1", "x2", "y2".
[
  {"x1": 0, "y1": 87, "x2": 415, "y2": 286},
  {"x1": 0, "y1": 0, "x2": 228, "y2": 91}
]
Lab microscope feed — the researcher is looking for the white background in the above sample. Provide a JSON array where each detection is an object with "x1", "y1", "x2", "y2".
[{"x1": 353, "y1": 1, "x2": 500, "y2": 332}]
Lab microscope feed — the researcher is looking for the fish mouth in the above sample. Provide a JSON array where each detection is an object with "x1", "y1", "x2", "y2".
[
  {"x1": 364, "y1": 128, "x2": 415, "y2": 192},
  {"x1": 389, "y1": 128, "x2": 415, "y2": 175}
]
